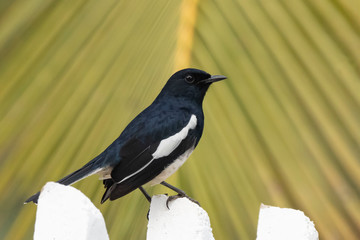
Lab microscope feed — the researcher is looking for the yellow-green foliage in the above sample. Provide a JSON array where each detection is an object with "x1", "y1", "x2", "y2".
[{"x1": 0, "y1": 0, "x2": 359, "y2": 239}]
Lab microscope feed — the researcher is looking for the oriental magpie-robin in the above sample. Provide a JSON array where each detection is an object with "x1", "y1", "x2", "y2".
[{"x1": 25, "y1": 68, "x2": 226, "y2": 205}]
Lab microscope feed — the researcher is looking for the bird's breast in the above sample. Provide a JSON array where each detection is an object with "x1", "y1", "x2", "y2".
[{"x1": 148, "y1": 146, "x2": 194, "y2": 186}]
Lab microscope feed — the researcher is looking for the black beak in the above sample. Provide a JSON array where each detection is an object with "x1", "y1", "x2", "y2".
[
  {"x1": 209, "y1": 75, "x2": 227, "y2": 82},
  {"x1": 200, "y1": 75, "x2": 227, "y2": 84}
]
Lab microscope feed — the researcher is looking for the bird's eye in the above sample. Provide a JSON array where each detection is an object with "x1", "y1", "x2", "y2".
[{"x1": 185, "y1": 75, "x2": 194, "y2": 83}]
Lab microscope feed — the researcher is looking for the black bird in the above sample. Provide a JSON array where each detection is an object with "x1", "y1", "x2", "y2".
[{"x1": 25, "y1": 68, "x2": 226, "y2": 206}]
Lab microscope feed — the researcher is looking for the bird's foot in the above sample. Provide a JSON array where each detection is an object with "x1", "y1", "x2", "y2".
[{"x1": 166, "y1": 193, "x2": 200, "y2": 209}]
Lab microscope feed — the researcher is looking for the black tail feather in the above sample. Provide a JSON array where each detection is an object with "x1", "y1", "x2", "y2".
[
  {"x1": 101, "y1": 181, "x2": 139, "y2": 204},
  {"x1": 101, "y1": 179, "x2": 115, "y2": 204},
  {"x1": 56, "y1": 161, "x2": 97, "y2": 186},
  {"x1": 25, "y1": 155, "x2": 104, "y2": 204},
  {"x1": 24, "y1": 192, "x2": 41, "y2": 204}
]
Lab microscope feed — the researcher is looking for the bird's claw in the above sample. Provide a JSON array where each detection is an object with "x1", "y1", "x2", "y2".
[{"x1": 166, "y1": 193, "x2": 200, "y2": 209}]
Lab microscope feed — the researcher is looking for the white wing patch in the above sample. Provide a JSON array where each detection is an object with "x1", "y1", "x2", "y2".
[
  {"x1": 152, "y1": 114, "x2": 197, "y2": 159},
  {"x1": 117, "y1": 114, "x2": 197, "y2": 184}
]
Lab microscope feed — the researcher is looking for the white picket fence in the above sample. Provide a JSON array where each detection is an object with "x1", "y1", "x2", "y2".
[{"x1": 33, "y1": 182, "x2": 318, "y2": 240}]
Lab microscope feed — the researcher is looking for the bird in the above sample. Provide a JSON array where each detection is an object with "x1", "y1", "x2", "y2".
[{"x1": 25, "y1": 68, "x2": 226, "y2": 206}]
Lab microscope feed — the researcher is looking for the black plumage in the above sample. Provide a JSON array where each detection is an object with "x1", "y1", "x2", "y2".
[{"x1": 25, "y1": 68, "x2": 226, "y2": 205}]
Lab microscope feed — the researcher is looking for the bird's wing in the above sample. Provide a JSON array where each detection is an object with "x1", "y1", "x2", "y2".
[
  {"x1": 111, "y1": 137, "x2": 158, "y2": 183},
  {"x1": 113, "y1": 112, "x2": 198, "y2": 183},
  {"x1": 102, "y1": 112, "x2": 200, "y2": 202}
]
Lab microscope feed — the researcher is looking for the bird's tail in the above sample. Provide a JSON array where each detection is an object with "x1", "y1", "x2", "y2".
[{"x1": 24, "y1": 154, "x2": 105, "y2": 204}]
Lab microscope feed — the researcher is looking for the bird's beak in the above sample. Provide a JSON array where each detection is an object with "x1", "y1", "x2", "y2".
[
  {"x1": 209, "y1": 75, "x2": 227, "y2": 82},
  {"x1": 201, "y1": 75, "x2": 227, "y2": 84}
]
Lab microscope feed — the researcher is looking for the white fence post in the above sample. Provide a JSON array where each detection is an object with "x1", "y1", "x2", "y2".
[
  {"x1": 147, "y1": 195, "x2": 214, "y2": 240},
  {"x1": 256, "y1": 204, "x2": 319, "y2": 240}
]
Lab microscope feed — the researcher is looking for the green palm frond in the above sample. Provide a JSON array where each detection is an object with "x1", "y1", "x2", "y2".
[{"x1": 0, "y1": 0, "x2": 359, "y2": 239}]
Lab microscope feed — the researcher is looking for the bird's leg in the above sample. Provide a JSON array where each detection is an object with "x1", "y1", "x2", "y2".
[
  {"x1": 160, "y1": 181, "x2": 200, "y2": 209},
  {"x1": 139, "y1": 186, "x2": 151, "y2": 202},
  {"x1": 138, "y1": 186, "x2": 152, "y2": 220}
]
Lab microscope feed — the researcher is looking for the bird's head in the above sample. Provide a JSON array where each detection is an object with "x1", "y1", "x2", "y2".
[{"x1": 158, "y1": 68, "x2": 226, "y2": 104}]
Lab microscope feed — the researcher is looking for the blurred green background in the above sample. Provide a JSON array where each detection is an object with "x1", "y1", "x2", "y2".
[{"x1": 1, "y1": 0, "x2": 359, "y2": 239}]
